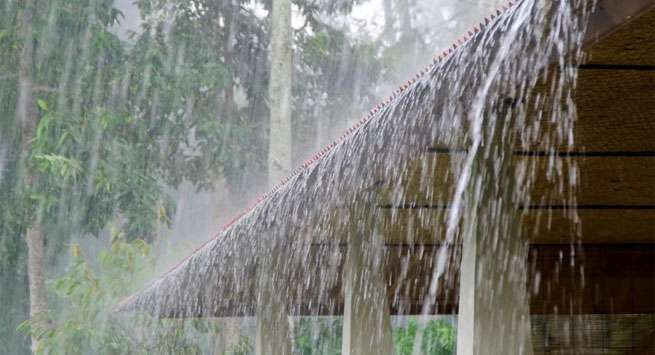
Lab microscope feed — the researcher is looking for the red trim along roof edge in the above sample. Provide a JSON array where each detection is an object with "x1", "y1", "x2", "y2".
[{"x1": 116, "y1": 0, "x2": 521, "y2": 311}]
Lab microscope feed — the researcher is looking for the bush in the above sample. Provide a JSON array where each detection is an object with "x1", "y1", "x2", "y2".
[
  {"x1": 18, "y1": 233, "x2": 216, "y2": 354},
  {"x1": 393, "y1": 319, "x2": 456, "y2": 355}
]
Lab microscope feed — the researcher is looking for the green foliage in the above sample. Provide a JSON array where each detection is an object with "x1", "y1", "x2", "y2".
[
  {"x1": 24, "y1": 95, "x2": 176, "y2": 239},
  {"x1": 225, "y1": 335, "x2": 254, "y2": 355},
  {"x1": 292, "y1": 317, "x2": 455, "y2": 355},
  {"x1": 393, "y1": 319, "x2": 456, "y2": 355},
  {"x1": 18, "y1": 234, "x2": 217, "y2": 354},
  {"x1": 294, "y1": 318, "x2": 342, "y2": 355}
]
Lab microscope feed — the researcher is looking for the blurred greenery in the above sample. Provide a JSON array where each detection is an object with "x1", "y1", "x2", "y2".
[
  {"x1": 394, "y1": 319, "x2": 456, "y2": 355},
  {"x1": 18, "y1": 233, "x2": 219, "y2": 354},
  {"x1": 293, "y1": 317, "x2": 456, "y2": 355},
  {"x1": 294, "y1": 317, "x2": 342, "y2": 355}
]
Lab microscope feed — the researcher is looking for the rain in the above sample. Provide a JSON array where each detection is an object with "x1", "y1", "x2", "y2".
[{"x1": 1, "y1": 0, "x2": 654, "y2": 354}]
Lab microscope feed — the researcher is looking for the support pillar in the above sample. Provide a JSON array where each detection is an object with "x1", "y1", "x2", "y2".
[
  {"x1": 456, "y1": 217, "x2": 533, "y2": 355},
  {"x1": 255, "y1": 244, "x2": 293, "y2": 355},
  {"x1": 341, "y1": 218, "x2": 394, "y2": 355},
  {"x1": 456, "y1": 108, "x2": 533, "y2": 354}
]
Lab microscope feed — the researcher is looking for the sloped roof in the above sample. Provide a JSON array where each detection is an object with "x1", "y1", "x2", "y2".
[{"x1": 117, "y1": 0, "x2": 655, "y2": 318}]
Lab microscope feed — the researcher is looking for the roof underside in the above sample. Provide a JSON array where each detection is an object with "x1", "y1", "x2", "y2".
[{"x1": 118, "y1": 0, "x2": 655, "y2": 327}]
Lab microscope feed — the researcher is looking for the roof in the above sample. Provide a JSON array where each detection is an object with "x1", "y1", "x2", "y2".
[{"x1": 117, "y1": 0, "x2": 655, "y2": 319}]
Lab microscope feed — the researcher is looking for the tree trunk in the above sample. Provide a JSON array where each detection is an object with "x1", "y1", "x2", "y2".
[
  {"x1": 25, "y1": 226, "x2": 48, "y2": 353},
  {"x1": 221, "y1": 0, "x2": 238, "y2": 122},
  {"x1": 267, "y1": 0, "x2": 293, "y2": 187},
  {"x1": 17, "y1": 0, "x2": 49, "y2": 352},
  {"x1": 258, "y1": 1, "x2": 294, "y2": 352},
  {"x1": 399, "y1": 0, "x2": 413, "y2": 33},
  {"x1": 382, "y1": 0, "x2": 394, "y2": 39}
]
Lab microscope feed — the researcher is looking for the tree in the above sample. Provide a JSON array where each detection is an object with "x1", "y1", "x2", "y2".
[
  {"x1": 15, "y1": 1, "x2": 49, "y2": 352},
  {"x1": 291, "y1": 0, "x2": 381, "y2": 160},
  {"x1": 267, "y1": 0, "x2": 293, "y2": 187},
  {"x1": 18, "y1": 230, "x2": 224, "y2": 354},
  {"x1": 0, "y1": 0, "x2": 236, "y2": 351}
]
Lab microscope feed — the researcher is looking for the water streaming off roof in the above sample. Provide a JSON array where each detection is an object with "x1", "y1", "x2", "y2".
[{"x1": 1, "y1": 0, "x2": 653, "y2": 353}]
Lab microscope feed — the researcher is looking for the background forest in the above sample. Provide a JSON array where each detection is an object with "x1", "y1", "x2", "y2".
[{"x1": 0, "y1": 0, "x2": 499, "y2": 353}]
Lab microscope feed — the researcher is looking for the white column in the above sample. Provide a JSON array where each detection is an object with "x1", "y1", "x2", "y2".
[
  {"x1": 456, "y1": 216, "x2": 533, "y2": 355},
  {"x1": 341, "y1": 218, "x2": 394, "y2": 355},
  {"x1": 255, "y1": 245, "x2": 293, "y2": 355},
  {"x1": 456, "y1": 108, "x2": 533, "y2": 354}
]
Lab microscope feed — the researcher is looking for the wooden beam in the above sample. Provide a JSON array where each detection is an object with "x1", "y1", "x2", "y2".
[
  {"x1": 584, "y1": 2, "x2": 655, "y2": 66},
  {"x1": 272, "y1": 244, "x2": 655, "y2": 317},
  {"x1": 631, "y1": 329, "x2": 655, "y2": 355},
  {"x1": 377, "y1": 206, "x2": 655, "y2": 244},
  {"x1": 376, "y1": 154, "x2": 655, "y2": 211},
  {"x1": 423, "y1": 67, "x2": 655, "y2": 153}
]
